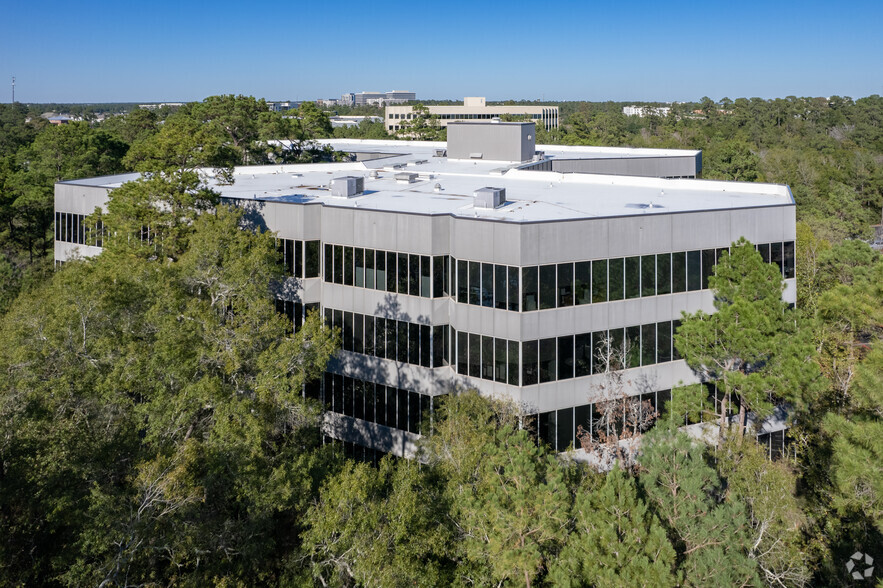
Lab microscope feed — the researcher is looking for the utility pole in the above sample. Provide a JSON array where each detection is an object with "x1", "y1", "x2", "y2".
[{"x1": 11, "y1": 76, "x2": 15, "y2": 103}]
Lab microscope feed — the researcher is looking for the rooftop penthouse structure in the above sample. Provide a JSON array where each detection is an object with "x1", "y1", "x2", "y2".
[{"x1": 55, "y1": 122, "x2": 795, "y2": 460}]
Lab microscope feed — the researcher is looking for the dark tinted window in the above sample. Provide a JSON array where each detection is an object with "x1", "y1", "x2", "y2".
[
  {"x1": 592, "y1": 259, "x2": 607, "y2": 303},
  {"x1": 344, "y1": 247, "x2": 353, "y2": 286},
  {"x1": 495, "y1": 338, "x2": 507, "y2": 383},
  {"x1": 539, "y1": 265, "x2": 556, "y2": 310},
  {"x1": 468, "y1": 333, "x2": 480, "y2": 377},
  {"x1": 608, "y1": 258, "x2": 624, "y2": 301},
  {"x1": 539, "y1": 338, "x2": 557, "y2": 383},
  {"x1": 507, "y1": 341, "x2": 519, "y2": 385},
  {"x1": 672, "y1": 252, "x2": 687, "y2": 293},
  {"x1": 625, "y1": 256, "x2": 640, "y2": 299},
  {"x1": 522, "y1": 340, "x2": 538, "y2": 385},
  {"x1": 481, "y1": 336, "x2": 494, "y2": 380},
  {"x1": 641, "y1": 255, "x2": 656, "y2": 297},
  {"x1": 558, "y1": 335, "x2": 574, "y2": 380},
  {"x1": 656, "y1": 252, "x2": 671, "y2": 295},
  {"x1": 641, "y1": 323, "x2": 656, "y2": 366},
  {"x1": 575, "y1": 333, "x2": 592, "y2": 377},
  {"x1": 481, "y1": 263, "x2": 494, "y2": 307},
  {"x1": 494, "y1": 265, "x2": 507, "y2": 310},
  {"x1": 522, "y1": 266, "x2": 538, "y2": 311},
  {"x1": 469, "y1": 262, "x2": 480, "y2": 305},
  {"x1": 507, "y1": 267, "x2": 519, "y2": 311},
  {"x1": 687, "y1": 250, "x2": 701, "y2": 291},
  {"x1": 457, "y1": 260, "x2": 468, "y2": 303},
  {"x1": 575, "y1": 261, "x2": 591, "y2": 305},
  {"x1": 558, "y1": 263, "x2": 573, "y2": 307}
]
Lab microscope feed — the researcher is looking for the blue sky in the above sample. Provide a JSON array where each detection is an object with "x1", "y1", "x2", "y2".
[{"x1": 2, "y1": 0, "x2": 881, "y2": 103}]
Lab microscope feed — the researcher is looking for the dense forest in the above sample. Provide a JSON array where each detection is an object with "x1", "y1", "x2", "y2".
[{"x1": 0, "y1": 95, "x2": 881, "y2": 586}]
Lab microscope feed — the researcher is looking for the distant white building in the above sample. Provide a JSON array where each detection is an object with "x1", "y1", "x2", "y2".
[
  {"x1": 338, "y1": 91, "x2": 416, "y2": 107},
  {"x1": 623, "y1": 105, "x2": 671, "y2": 117},
  {"x1": 386, "y1": 97, "x2": 559, "y2": 133}
]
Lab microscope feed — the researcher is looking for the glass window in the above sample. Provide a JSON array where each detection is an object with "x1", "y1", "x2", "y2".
[
  {"x1": 397, "y1": 389, "x2": 408, "y2": 431},
  {"x1": 432, "y1": 325, "x2": 445, "y2": 368},
  {"x1": 324, "y1": 244, "x2": 333, "y2": 282},
  {"x1": 701, "y1": 249, "x2": 715, "y2": 290},
  {"x1": 343, "y1": 247, "x2": 354, "y2": 286},
  {"x1": 592, "y1": 330, "x2": 607, "y2": 374},
  {"x1": 354, "y1": 380, "x2": 364, "y2": 420},
  {"x1": 432, "y1": 256, "x2": 445, "y2": 298},
  {"x1": 334, "y1": 245, "x2": 344, "y2": 285},
  {"x1": 770, "y1": 242, "x2": 784, "y2": 278},
  {"x1": 420, "y1": 255, "x2": 431, "y2": 297},
  {"x1": 507, "y1": 341, "x2": 519, "y2": 386},
  {"x1": 365, "y1": 316, "x2": 375, "y2": 356},
  {"x1": 408, "y1": 392, "x2": 421, "y2": 434},
  {"x1": 625, "y1": 256, "x2": 640, "y2": 299},
  {"x1": 385, "y1": 318, "x2": 396, "y2": 360},
  {"x1": 494, "y1": 265, "x2": 507, "y2": 310},
  {"x1": 364, "y1": 382, "x2": 375, "y2": 423},
  {"x1": 397, "y1": 321, "x2": 409, "y2": 363},
  {"x1": 481, "y1": 263, "x2": 494, "y2": 308},
  {"x1": 305, "y1": 241, "x2": 320, "y2": 278},
  {"x1": 469, "y1": 261, "x2": 480, "y2": 306},
  {"x1": 539, "y1": 338, "x2": 557, "y2": 383},
  {"x1": 294, "y1": 240, "x2": 303, "y2": 278},
  {"x1": 672, "y1": 252, "x2": 687, "y2": 293},
  {"x1": 408, "y1": 254, "x2": 419, "y2": 296},
  {"x1": 687, "y1": 250, "x2": 701, "y2": 291},
  {"x1": 604, "y1": 328, "x2": 622, "y2": 370},
  {"x1": 409, "y1": 323, "x2": 420, "y2": 365},
  {"x1": 757, "y1": 242, "x2": 771, "y2": 264},
  {"x1": 398, "y1": 253, "x2": 409, "y2": 294},
  {"x1": 557, "y1": 407, "x2": 574, "y2": 452},
  {"x1": 574, "y1": 404, "x2": 592, "y2": 448},
  {"x1": 641, "y1": 255, "x2": 656, "y2": 297},
  {"x1": 656, "y1": 253, "x2": 671, "y2": 295},
  {"x1": 558, "y1": 335, "x2": 574, "y2": 380},
  {"x1": 657, "y1": 321, "x2": 671, "y2": 363},
  {"x1": 608, "y1": 258, "x2": 624, "y2": 301},
  {"x1": 386, "y1": 252, "x2": 397, "y2": 292},
  {"x1": 592, "y1": 259, "x2": 607, "y2": 303},
  {"x1": 494, "y1": 338, "x2": 507, "y2": 383},
  {"x1": 365, "y1": 249, "x2": 375, "y2": 289},
  {"x1": 457, "y1": 331, "x2": 468, "y2": 375},
  {"x1": 353, "y1": 313, "x2": 364, "y2": 354},
  {"x1": 375, "y1": 250, "x2": 386, "y2": 290},
  {"x1": 557, "y1": 263, "x2": 573, "y2": 307},
  {"x1": 539, "y1": 265, "x2": 556, "y2": 310},
  {"x1": 343, "y1": 312, "x2": 353, "y2": 352},
  {"x1": 575, "y1": 333, "x2": 592, "y2": 377},
  {"x1": 624, "y1": 326, "x2": 639, "y2": 368},
  {"x1": 783, "y1": 242, "x2": 795, "y2": 279},
  {"x1": 522, "y1": 266, "x2": 538, "y2": 311},
  {"x1": 354, "y1": 248, "x2": 364, "y2": 287},
  {"x1": 522, "y1": 340, "x2": 538, "y2": 385},
  {"x1": 333, "y1": 374, "x2": 344, "y2": 414},
  {"x1": 284, "y1": 240, "x2": 294, "y2": 276},
  {"x1": 481, "y1": 336, "x2": 494, "y2": 380},
  {"x1": 574, "y1": 261, "x2": 591, "y2": 305},
  {"x1": 375, "y1": 385, "x2": 387, "y2": 427},
  {"x1": 641, "y1": 323, "x2": 656, "y2": 366},
  {"x1": 468, "y1": 333, "x2": 480, "y2": 377},
  {"x1": 457, "y1": 260, "x2": 468, "y2": 303},
  {"x1": 507, "y1": 267, "x2": 519, "y2": 312}
]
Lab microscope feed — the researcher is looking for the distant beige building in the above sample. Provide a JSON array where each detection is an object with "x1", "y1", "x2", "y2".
[{"x1": 385, "y1": 97, "x2": 559, "y2": 134}]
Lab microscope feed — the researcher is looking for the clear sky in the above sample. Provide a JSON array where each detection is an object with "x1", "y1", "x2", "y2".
[{"x1": 2, "y1": 0, "x2": 881, "y2": 104}]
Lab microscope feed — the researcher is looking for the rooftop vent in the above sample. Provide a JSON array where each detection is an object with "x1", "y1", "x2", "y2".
[
  {"x1": 369, "y1": 169, "x2": 380, "y2": 178},
  {"x1": 434, "y1": 149, "x2": 447, "y2": 157},
  {"x1": 473, "y1": 187, "x2": 506, "y2": 209},
  {"x1": 395, "y1": 172, "x2": 418, "y2": 184},
  {"x1": 330, "y1": 176, "x2": 364, "y2": 198}
]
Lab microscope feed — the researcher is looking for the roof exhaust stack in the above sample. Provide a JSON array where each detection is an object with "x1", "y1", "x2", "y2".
[{"x1": 473, "y1": 187, "x2": 506, "y2": 209}]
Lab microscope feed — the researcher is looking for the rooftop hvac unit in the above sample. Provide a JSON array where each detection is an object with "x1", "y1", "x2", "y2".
[
  {"x1": 473, "y1": 187, "x2": 506, "y2": 209},
  {"x1": 395, "y1": 172, "x2": 418, "y2": 184},
  {"x1": 330, "y1": 176, "x2": 364, "y2": 198}
]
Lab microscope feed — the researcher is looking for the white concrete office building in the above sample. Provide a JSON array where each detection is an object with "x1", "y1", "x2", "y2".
[
  {"x1": 386, "y1": 97, "x2": 560, "y2": 133},
  {"x1": 54, "y1": 122, "x2": 795, "y2": 460}
]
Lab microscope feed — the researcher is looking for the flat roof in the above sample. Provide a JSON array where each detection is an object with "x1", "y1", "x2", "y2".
[{"x1": 58, "y1": 139, "x2": 792, "y2": 223}]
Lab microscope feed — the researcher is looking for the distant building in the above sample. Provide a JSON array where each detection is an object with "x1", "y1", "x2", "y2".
[
  {"x1": 386, "y1": 97, "x2": 559, "y2": 134},
  {"x1": 267, "y1": 101, "x2": 300, "y2": 112},
  {"x1": 339, "y1": 91, "x2": 416, "y2": 107},
  {"x1": 623, "y1": 105, "x2": 671, "y2": 117},
  {"x1": 46, "y1": 115, "x2": 74, "y2": 125},
  {"x1": 137, "y1": 103, "x2": 185, "y2": 110},
  {"x1": 329, "y1": 116, "x2": 383, "y2": 128}
]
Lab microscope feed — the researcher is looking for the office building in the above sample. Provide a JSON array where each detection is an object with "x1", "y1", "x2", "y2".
[
  {"x1": 54, "y1": 122, "x2": 795, "y2": 459},
  {"x1": 386, "y1": 97, "x2": 560, "y2": 133},
  {"x1": 339, "y1": 91, "x2": 416, "y2": 107}
]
